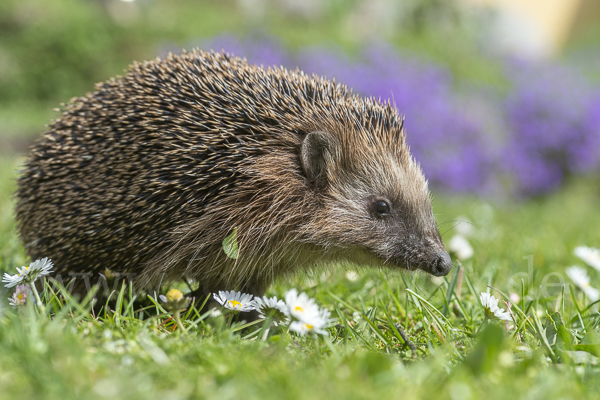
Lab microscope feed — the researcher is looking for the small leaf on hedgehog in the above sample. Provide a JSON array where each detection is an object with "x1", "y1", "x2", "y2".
[{"x1": 222, "y1": 228, "x2": 239, "y2": 260}]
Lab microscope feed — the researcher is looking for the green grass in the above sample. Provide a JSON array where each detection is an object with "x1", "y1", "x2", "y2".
[{"x1": 2, "y1": 155, "x2": 600, "y2": 399}]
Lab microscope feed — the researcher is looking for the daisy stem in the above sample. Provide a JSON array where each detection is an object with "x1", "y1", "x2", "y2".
[
  {"x1": 261, "y1": 325, "x2": 271, "y2": 341},
  {"x1": 475, "y1": 317, "x2": 489, "y2": 333},
  {"x1": 29, "y1": 281, "x2": 46, "y2": 313},
  {"x1": 173, "y1": 309, "x2": 187, "y2": 335}
]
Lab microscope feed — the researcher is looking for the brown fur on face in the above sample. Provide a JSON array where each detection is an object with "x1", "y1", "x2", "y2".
[{"x1": 15, "y1": 50, "x2": 451, "y2": 297}]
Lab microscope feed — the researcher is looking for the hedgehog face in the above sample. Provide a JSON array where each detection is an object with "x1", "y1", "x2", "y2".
[{"x1": 300, "y1": 129, "x2": 452, "y2": 277}]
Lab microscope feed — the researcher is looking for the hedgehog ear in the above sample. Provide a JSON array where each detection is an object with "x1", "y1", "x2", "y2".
[{"x1": 300, "y1": 131, "x2": 337, "y2": 186}]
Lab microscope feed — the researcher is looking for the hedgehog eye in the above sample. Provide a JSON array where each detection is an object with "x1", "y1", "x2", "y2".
[{"x1": 373, "y1": 200, "x2": 390, "y2": 216}]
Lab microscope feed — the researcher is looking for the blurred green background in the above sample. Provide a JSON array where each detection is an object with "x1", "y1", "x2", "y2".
[{"x1": 2, "y1": 0, "x2": 598, "y2": 143}]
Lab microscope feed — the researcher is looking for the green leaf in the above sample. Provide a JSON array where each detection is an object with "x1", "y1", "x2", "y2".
[
  {"x1": 545, "y1": 311, "x2": 574, "y2": 351},
  {"x1": 544, "y1": 311, "x2": 558, "y2": 347},
  {"x1": 573, "y1": 329, "x2": 600, "y2": 356},
  {"x1": 562, "y1": 350, "x2": 600, "y2": 365},
  {"x1": 222, "y1": 228, "x2": 239, "y2": 259},
  {"x1": 580, "y1": 329, "x2": 600, "y2": 345},
  {"x1": 464, "y1": 323, "x2": 506, "y2": 375},
  {"x1": 572, "y1": 344, "x2": 600, "y2": 357}
]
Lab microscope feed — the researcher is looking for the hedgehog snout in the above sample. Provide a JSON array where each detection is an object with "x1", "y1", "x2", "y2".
[
  {"x1": 428, "y1": 251, "x2": 453, "y2": 276},
  {"x1": 410, "y1": 250, "x2": 452, "y2": 276}
]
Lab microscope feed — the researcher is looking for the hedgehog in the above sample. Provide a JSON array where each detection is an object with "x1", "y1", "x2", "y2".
[{"x1": 15, "y1": 49, "x2": 452, "y2": 299}]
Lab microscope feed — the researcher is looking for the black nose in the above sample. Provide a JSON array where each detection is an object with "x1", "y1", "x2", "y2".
[{"x1": 430, "y1": 251, "x2": 453, "y2": 276}]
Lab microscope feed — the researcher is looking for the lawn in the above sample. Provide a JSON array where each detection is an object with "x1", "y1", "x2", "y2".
[{"x1": 2, "y1": 154, "x2": 600, "y2": 400}]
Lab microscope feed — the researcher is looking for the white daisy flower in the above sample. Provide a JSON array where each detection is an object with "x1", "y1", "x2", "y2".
[
  {"x1": 251, "y1": 295, "x2": 290, "y2": 326},
  {"x1": 213, "y1": 290, "x2": 255, "y2": 312},
  {"x1": 509, "y1": 292, "x2": 520, "y2": 304},
  {"x1": 289, "y1": 308, "x2": 333, "y2": 335},
  {"x1": 574, "y1": 246, "x2": 600, "y2": 271},
  {"x1": 448, "y1": 235, "x2": 473, "y2": 260},
  {"x1": 284, "y1": 289, "x2": 320, "y2": 322},
  {"x1": 480, "y1": 292, "x2": 511, "y2": 321},
  {"x1": 566, "y1": 266, "x2": 600, "y2": 302},
  {"x1": 8, "y1": 284, "x2": 29, "y2": 306},
  {"x1": 2, "y1": 258, "x2": 53, "y2": 288},
  {"x1": 23, "y1": 258, "x2": 53, "y2": 280},
  {"x1": 2, "y1": 272, "x2": 22, "y2": 288},
  {"x1": 345, "y1": 271, "x2": 358, "y2": 281}
]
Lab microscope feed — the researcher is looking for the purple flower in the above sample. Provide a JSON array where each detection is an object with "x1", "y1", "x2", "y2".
[
  {"x1": 8, "y1": 284, "x2": 29, "y2": 306},
  {"x1": 503, "y1": 61, "x2": 600, "y2": 195}
]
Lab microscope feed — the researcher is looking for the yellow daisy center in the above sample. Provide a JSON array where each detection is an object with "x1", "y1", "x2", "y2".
[
  {"x1": 294, "y1": 306, "x2": 304, "y2": 313},
  {"x1": 305, "y1": 324, "x2": 313, "y2": 330},
  {"x1": 228, "y1": 300, "x2": 242, "y2": 309}
]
